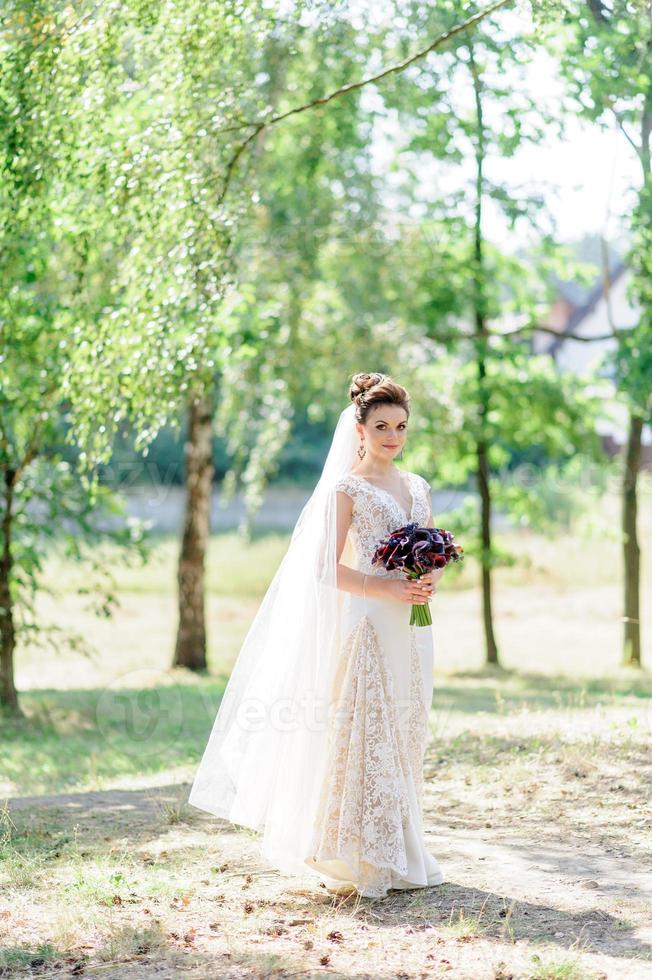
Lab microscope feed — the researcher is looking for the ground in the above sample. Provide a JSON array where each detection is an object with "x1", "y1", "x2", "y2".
[
  {"x1": 1, "y1": 490, "x2": 651, "y2": 978},
  {"x1": 2, "y1": 668, "x2": 651, "y2": 979}
]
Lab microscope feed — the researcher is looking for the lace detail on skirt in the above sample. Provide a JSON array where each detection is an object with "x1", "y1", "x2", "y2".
[
  {"x1": 308, "y1": 613, "x2": 430, "y2": 898},
  {"x1": 407, "y1": 626, "x2": 429, "y2": 821}
]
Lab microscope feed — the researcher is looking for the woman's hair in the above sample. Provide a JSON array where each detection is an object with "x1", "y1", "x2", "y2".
[{"x1": 348, "y1": 372, "x2": 411, "y2": 425}]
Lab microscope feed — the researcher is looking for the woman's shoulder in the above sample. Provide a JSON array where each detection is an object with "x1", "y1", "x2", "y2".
[
  {"x1": 408, "y1": 471, "x2": 432, "y2": 494},
  {"x1": 335, "y1": 471, "x2": 366, "y2": 496}
]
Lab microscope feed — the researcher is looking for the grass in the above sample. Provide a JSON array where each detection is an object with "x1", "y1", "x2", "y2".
[
  {"x1": 0, "y1": 683, "x2": 226, "y2": 797},
  {"x1": 2, "y1": 672, "x2": 651, "y2": 802}
]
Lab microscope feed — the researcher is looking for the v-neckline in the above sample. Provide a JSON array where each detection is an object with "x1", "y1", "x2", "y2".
[{"x1": 349, "y1": 471, "x2": 415, "y2": 521}]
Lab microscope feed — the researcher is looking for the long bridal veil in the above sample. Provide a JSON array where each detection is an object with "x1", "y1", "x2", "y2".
[{"x1": 188, "y1": 403, "x2": 359, "y2": 876}]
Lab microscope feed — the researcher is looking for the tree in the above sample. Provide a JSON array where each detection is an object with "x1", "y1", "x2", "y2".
[
  {"x1": 553, "y1": 0, "x2": 652, "y2": 666},
  {"x1": 0, "y1": 3, "x2": 147, "y2": 714}
]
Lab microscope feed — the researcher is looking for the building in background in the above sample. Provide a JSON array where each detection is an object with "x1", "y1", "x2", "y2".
[{"x1": 533, "y1": 253, "x2": 652, "y2": 469}]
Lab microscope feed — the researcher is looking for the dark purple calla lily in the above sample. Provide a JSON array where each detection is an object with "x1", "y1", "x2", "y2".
[{"x1": 371, "y1": 521, "x2": 464, "y2": 626}]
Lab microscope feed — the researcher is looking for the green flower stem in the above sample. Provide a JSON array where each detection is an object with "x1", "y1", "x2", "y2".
[
  {"x1": 409, "y1": 602, "x2": 432, "y2": 627},
  {"x1": 406, "y1": 571, "x2": 433, "y2": 627}
]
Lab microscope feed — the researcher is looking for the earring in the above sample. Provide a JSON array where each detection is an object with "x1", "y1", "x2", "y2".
[
  {"x1": 357, "y1": 441, "x2": 366, "y2": 460},
  {"x1": 397, "y1": 448, "x2": 403, "y2": 461}
]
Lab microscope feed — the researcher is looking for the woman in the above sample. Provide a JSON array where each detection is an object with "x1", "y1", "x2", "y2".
[{"x1": 188, "y1": 372, "x2": 446, "y2": 898}]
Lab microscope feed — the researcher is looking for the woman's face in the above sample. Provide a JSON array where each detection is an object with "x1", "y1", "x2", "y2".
[{"x1": 357, "y1": 403, "x2": 409, "y2": 462}]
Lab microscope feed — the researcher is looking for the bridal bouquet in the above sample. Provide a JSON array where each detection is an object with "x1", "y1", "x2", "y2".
[{"x1": 371, "y1": 522, "x2": 464, "y2": 627}]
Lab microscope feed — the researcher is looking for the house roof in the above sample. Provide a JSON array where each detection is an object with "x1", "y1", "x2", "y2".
[{"x1": 546, "y1": 258, "x2": 627, "y2": 355}]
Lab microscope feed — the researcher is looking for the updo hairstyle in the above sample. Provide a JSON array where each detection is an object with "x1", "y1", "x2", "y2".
[{"x1": 348, "y1": 372, "x2": 411, "y2": 425}]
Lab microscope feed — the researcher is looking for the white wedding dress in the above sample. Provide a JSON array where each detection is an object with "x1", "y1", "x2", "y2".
[{"x1": 303, "y1": 470, "x2": 445, "y2": 898}]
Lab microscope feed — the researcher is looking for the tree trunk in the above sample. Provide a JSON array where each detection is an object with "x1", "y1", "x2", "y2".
[
  {"x1": 0, "y1": 471, "x2": 21, "y2": 714},
  {"x1": 469, "y1": 43, "x2": 500, "y2": 667},
  {"x1": 173, "y1": 391, "x2": 214, "y2": 671},
  {"x1": 622, "y1": 411, "x2": 643, "y2": 667},
  {"x1": 477, "y1": 433, "x2": 499, "y2": 665}
]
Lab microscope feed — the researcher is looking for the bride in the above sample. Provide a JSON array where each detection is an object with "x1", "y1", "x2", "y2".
[{"x1": 188, "y1": 372, "x2": 446, "y2": 898}]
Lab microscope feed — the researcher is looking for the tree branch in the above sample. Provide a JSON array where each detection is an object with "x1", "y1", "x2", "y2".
[
  {"x1": 500, "y1": 322, "x2": 621, "y2": 342},
  {"x1": 215, "y1": 0, "x2": 515, "y2": 206},
  {"x1": 609, "y1": 104, "x2": 642, "y2": 159},
  {"x1": 248, "y1": 0, "x2": 512, "y2": 130},
  {"x1": 406, "y1": 320, "x2": 627, "y2": 347}
]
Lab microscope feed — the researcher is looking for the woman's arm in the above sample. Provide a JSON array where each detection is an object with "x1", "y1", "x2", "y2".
[
  {"x1": 335, "y1": 491, "x2": 385, "y2": 598},
  {"x1": 336, "y1": 490, "x2": 387, "y2": 598},
  {"x1": 335, "y1": 491, "x2": 432, "y2": 604}
]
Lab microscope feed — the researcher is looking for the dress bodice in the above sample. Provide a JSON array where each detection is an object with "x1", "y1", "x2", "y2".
[{"x1": 335, "y1": 471, "x2": 432, "y2": 576}]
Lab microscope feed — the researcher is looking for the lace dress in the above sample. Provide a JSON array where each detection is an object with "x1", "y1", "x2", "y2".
[{"x1": 303, "y1": 471, "x2": 445, "y2": 898}]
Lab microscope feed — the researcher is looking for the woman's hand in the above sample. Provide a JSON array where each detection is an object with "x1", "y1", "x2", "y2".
[
  {"x1": 418, "y1": 566, "x2": 445, "y2": 595},
  {"x1": 383, "y1": 575, "x2": 433, "y2": 605}
]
